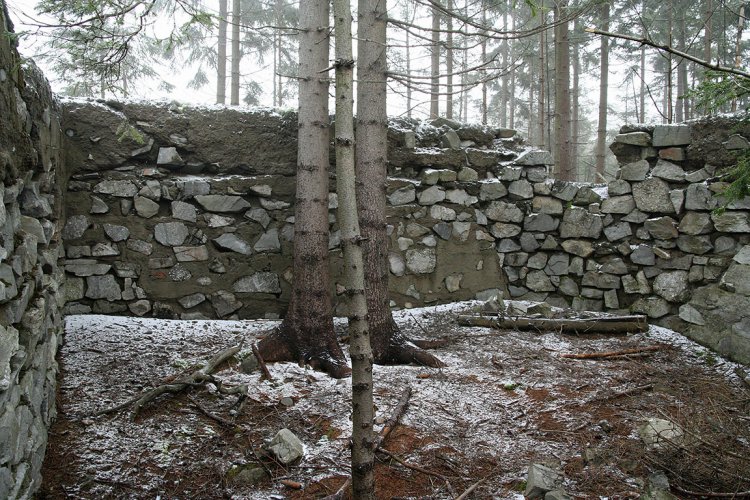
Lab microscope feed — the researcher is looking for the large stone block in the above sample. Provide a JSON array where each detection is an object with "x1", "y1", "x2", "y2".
[
  {"x1": 652, "y1": 124, "x2": 691, "y2": 146},
  {"x1": 559, "y1": 207, "x2": 602, "y2": 239},
  {"x1": 633, "y1": 178, "x2": 675, "y2": 213}
]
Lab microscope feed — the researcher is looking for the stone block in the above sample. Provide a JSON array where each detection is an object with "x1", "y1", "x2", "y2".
[
  {"x1": 633, "y1": 178, "x2": 675, "y2": 213},
  {"x1": 652, "y1": 124, "x2": 691, "y2": 146},
  {"x1": 619, "y1": 159, "x2": 650, "y2": 181}
]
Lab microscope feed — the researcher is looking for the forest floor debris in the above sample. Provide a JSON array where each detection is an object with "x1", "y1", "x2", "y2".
[{"x1": 39, "y1": 301, "x2": 750, "y2": 499}]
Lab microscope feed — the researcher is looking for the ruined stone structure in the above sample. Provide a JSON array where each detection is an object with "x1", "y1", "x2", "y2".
[
  {"x1": 0, "y1": 6, "x2": 67, "y2": 498},
  {"x1": 3, "y1": 3, "x2": 750, "y2": 495},
  {"x1": 60, "y1": 101, "x2": 750, "y2": 368}
]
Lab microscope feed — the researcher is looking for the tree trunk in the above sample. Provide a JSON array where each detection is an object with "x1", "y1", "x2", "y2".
[
  {"x1": 676, "y1": 8, "x2": 687, "y2": 122},
  {"x1": 537, "y1": 26, "x2": 546, "y2": 149},
  {"x1": 356, "y1": 0, "x2": 444, "y2": 370},
  {"x1": 405, "y1": 26, "x2": 412, "y2": 117},
  {"x1": 445, "y1": 0, "x2": 453, "y2": 119},
  {"x1": 553, "y1": 0, "x2": 572, "y2": 180},
  {"x1": 430, "y1": 1, "x2": 440, "y2": 119},
  {"x1": 256, "y1": 0, "x2": 350, "y2": 379},
  {"x1": 500, "y1": 6, "x2": 509, "y2": 127},
  {"x1": 230, "y1": 0, "x2": 241, "y2": 105},
  {"x1": 336, "y1": 0, "x2": 373, "y2": 495},
  {"x1": 665, "y1": 0, "x2": 673, "y2": 123},
  {"x1": 571, "y1": 17, "x2": 580, "y2": 179},
  {"x1": 217, "y1": 0, "x2": 227, "y2": 104},
  {"x1": 732, "y1": 4, "x2": 746, "y2": 112},
  {"x1": 594, "y1": 2, "x2": 609, "y2": 179},
  {"x1": 480, "y1": 2, "x2": 487, "y2": 124},
  {"x1": 639, "y1": 0, "x2": 646, "y2": 123}
]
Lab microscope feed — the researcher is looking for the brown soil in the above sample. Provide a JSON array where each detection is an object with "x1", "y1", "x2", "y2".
[{"x1": 38, "y1": 304, "x2": 750, "y2": 499}]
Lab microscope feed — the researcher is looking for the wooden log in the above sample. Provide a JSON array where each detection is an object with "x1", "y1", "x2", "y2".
[
  {"x1": 457, "y1": 314, "x2": 648, "y2": 334},
  {"x1": 561, "y1": 345, "x2": 663, "y2": 359}
]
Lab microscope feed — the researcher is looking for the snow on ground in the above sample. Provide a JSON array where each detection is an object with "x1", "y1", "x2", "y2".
[{"x1": 42, "y1": 301, "x2": 750, "y2": 499}]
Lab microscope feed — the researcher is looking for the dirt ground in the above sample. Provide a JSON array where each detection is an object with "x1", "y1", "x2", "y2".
[{"x1": 38, "y1": 302, "x2": 750, "y2": 499}]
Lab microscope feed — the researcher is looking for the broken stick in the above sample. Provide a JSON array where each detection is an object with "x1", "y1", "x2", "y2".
[
  {"x1": 457, "y1": 314, "x2": 648, "y2": 334},
  {"x1": 377, "y1": 385, "x2": 413, "y2": 448},
  {"x1": 561, "y1": 345, "x2": 663, "y2": 359}
]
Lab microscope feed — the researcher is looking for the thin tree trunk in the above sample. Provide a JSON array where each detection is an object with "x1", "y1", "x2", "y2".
[
  {"x1": 445, "y1": 0, "x2": 453, "y2": 119},
  {"x1": 230, "y1": 0, "x2": 241, "y2": 105},
  {"x1": 595, "y1": 2, "x2": 609, "y2": 178},
  {"x1": 336, "y1": 0, "x2": 373, "y2": 494},
  {"x1": 665, "y1": 0, "x2": 673, "y2": 123},
  {"x1": 500, "y1": 6, "x2": 509, "y2": 127},
  {"x1": 481, "y1": 2, "x2": 487, "y2": 124},
  {"x1": 676, "y1": 9, "x2": 686, "y2": 122},
  {"x1": 639, "y1": 0, "x2": 646, "y2": 123},
  {"x1": 537, "y1": 25, "x2": 546, "y2": 149},
  {"x1": 357, "y1": 0, "x2": 444, "y2": 370},
  {"x1": 256, "y1": 0, "x2": 349, "y2": 379},
  {"x1": 732, "y1": 4, "x2": 746, "y2": 112},
  {"x1": 430, "y1": 1, "x2": 440, "y2": 119},
  {"x1": 405, "y1": 26, "x2": 412, "y2": 117},
  {"x1": 572, "y1": 17, "x2": 580, "y2": 179},
  {"x1": 509, "y1": 10, "x2": 516, "y2": 130},
  {"x1": 217, "y1": 0, "x2": 227, "y2": 104},
  {"x1": 554, "y1": 0, "x2": 572, "y2": 179}
]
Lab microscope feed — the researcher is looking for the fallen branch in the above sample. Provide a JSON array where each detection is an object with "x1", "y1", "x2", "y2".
[
  {"x1": 187, "y1": 395, "x2": 236, "y2": 428},
  {"x1": 320, "y1": 477, "x2": 351, "y2": 500},
  {"x1": 377, "y1": 385, "x2": 412, "y2": 448},
  {"x1": 586, "y1": 384, "x2": 653, "y2": 404},
  {"x1": 377, "y1": 448, "x2": 446, "y2": 480},
  {"x1": 561, "y1": 345, "x2": 663, "y2": 360},
  {"x1": 252, "y1": 343, "x2": 274, "y2": 382},
  {"x1": 672, "y1": 485, "x2": 750, "y2": 498},
  {"x1": 94, "y1": 344, "x2": 244, "y2": 419},
  {"x1": 457, "y1": 314, "x2": 648, "y2": 334},
  {"x1": 455, "y1": 476, "x2": 488, "y2": 500}
]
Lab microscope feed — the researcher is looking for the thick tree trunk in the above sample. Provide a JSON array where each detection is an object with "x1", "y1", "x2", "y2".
[
  {"x1": 356, "y1": 0, "x2": 444, "y2": 370},
  {"x1": 256, "y1": 0, "x2": 350, "y2": 379},
  {"x1": 337, "y1": 0, "x2": 374, "y2": 495},
  {"x1": 230, "y1": 0, "x2": 241, "y2": 105},
  {"x1": 594, "y1": 2, "x2": 609, "y2": 179},
  {"x1": 430, "y1": 1, "x2": 440, "y2": 119},
  {"x1": 553, "y1": 0, "x2": 573, "y2": 179},
  {"x1": 217, "y1": 0, "x2": 227, "y2": 104}
]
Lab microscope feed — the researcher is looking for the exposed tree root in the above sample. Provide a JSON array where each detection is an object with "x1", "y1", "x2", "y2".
[
  {"x1": 256, "y1": 326, "x2": 352, "y2": 379},
  {"x1": 93, "y1": 344, "x2": 245, "y2": 420}
]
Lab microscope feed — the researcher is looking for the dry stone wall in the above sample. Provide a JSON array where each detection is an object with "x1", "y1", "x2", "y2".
[
  {"x1": 0, "y1": 4, "x2": 67, "y2": 498},
  {"x1": 60, "y1": 100, "x2": 750, "y2": 365}
]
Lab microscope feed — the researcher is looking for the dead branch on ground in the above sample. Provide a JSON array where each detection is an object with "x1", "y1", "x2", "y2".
[
  {"x1": 377, "y1": 385, "x2": 412, "y2": 448},
  {"x1": 252, "y1": 343, "x2": 274, "y2": 381},
  {"x1": 586, "y1": 384, "x2": 653, "y2": 404},
  {"x1": 457, "y1": 314, "x2": 648, "y2": 334},
  {"x1": 93, "y1": 344, "x2": 245, "y2": 419},
  {"x1": 561, "y1": 345, "x2": 663, "y2": 360}
]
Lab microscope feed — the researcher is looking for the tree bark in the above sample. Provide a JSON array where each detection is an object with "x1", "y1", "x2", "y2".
[
  {"x1": 230, "y1": 0, "x2": 241, "y2": 105},
  {"x1": 480, "y1": 1, "x2": 487, "y2": 124},
  {"x1": 537, "y1": 24, "x2": 546, "y2": 149},
  {"x1": 553, "y1": 0, "x2": 572, "y2": 179},
  {"x1": 445, "y1": 0, "x2": 454, "y2": 119},
  {"x1": 594, "y1": 2, "x2": 609, "y2": 178},
  {"x1": 500, "y1": 6, "x2": 509, "y2": 127},
  {"x1": 571, "y1": 17, "x2": 581, "y2": 179},
  {"x1": 430, "y1": 1, "x2": 440, "y2": 119},
  {"x1": 337, "y1": 0, "x2": 373, "y2": 495},
  {"x1": 256, "y1": 0, "x2": 350, "y2": 379},
  {"x1": 217, "y1": 0, "x2": 227, "y2": 104},
  {"x1": 356, "y1": 0, "x2": 444, "y2": 370}
]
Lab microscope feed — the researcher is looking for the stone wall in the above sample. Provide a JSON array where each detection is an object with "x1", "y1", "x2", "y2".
[
  {"x1": 0, "y1": 3, "x2": 67, "y2": 498},
  {"x1": 60, "y1": 100, "x2": 750, "y2": 365}
]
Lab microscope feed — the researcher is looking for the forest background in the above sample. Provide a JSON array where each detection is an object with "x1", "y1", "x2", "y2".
[{"x1": 6, "y1": 0, "x2": 750, "y2": 183}]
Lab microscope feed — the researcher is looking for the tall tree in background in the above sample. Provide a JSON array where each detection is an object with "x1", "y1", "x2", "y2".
[
  {"x1": 230, "y1": 0, "x2": 241, "y2": 105},
  {"x1": 430, "y1": 0, "x2": 441, "y2": 118},
  {"x1": 594, "y1": 1, "x2": 609, "y2": 178},
  {"x1": 217, "y1": 0, "x2": 228, "y2": 104},
  {"x1": 255, "y1": 0, "x2": 350, "y2": 378},
  {"x1": 553, "y1": 0, "x2": 573, "y2": 179}
]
